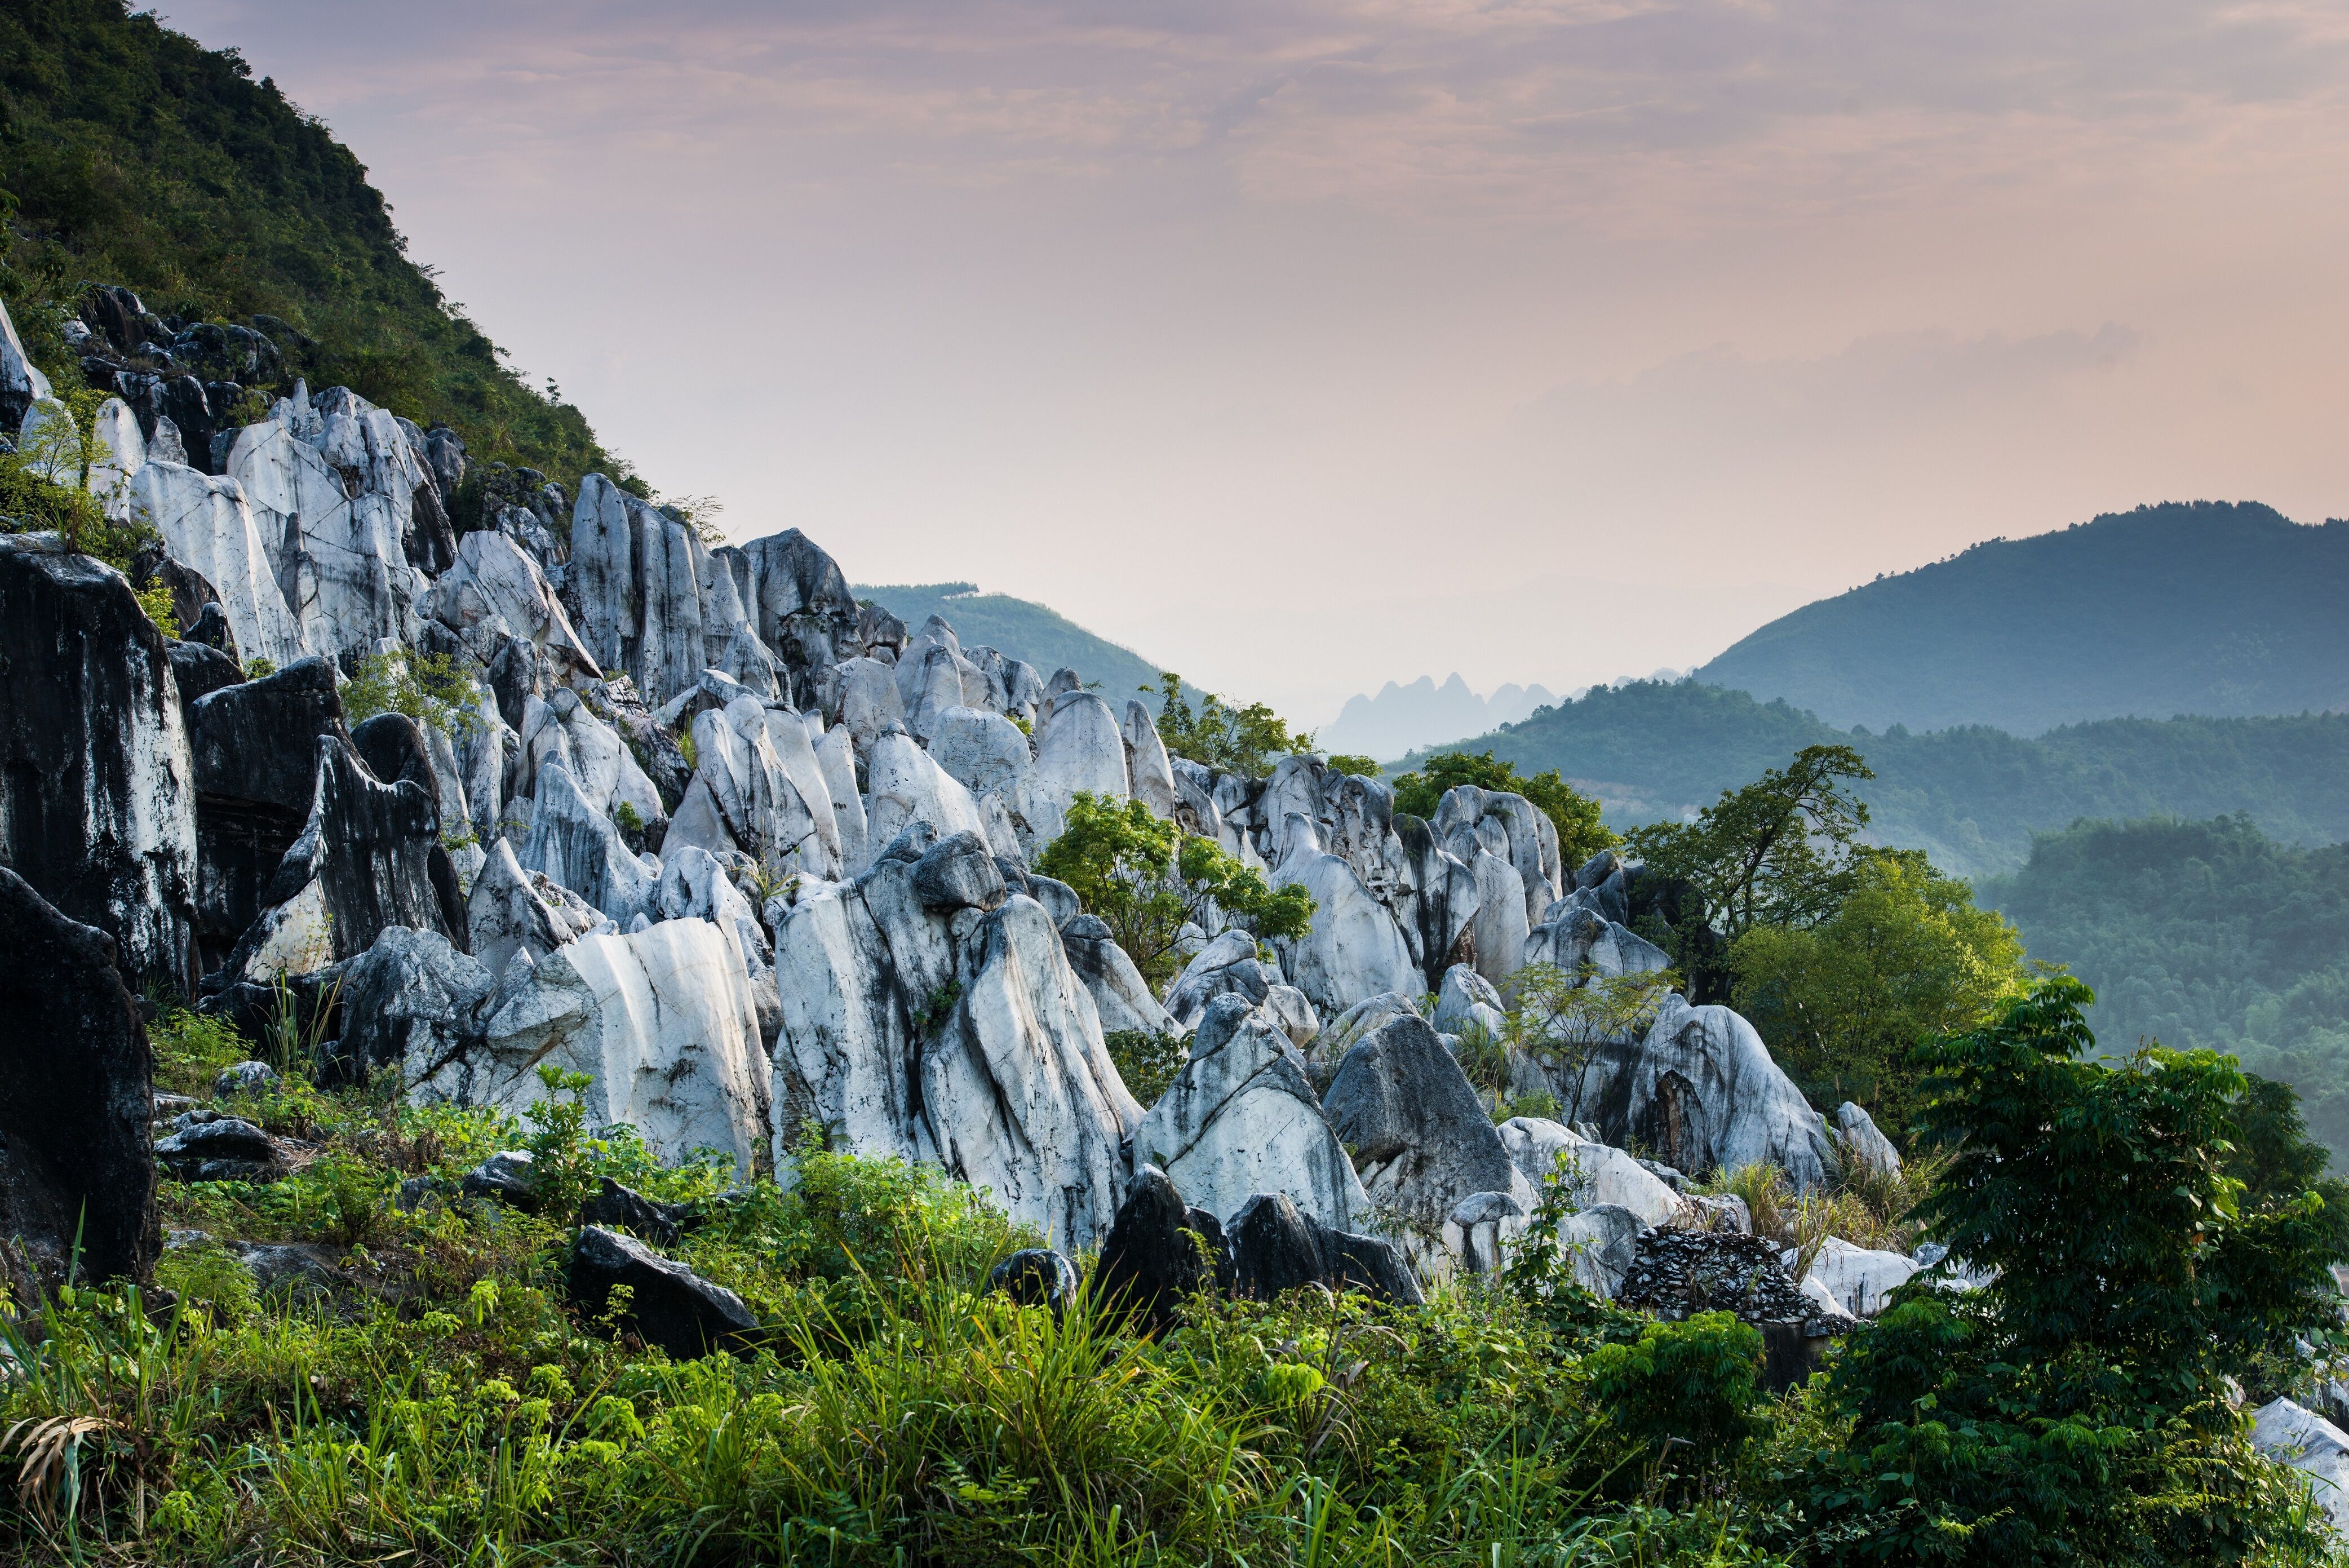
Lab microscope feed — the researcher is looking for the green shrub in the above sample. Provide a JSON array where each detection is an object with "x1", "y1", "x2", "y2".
[
  {"x1": 1103, "y1": 1029, "x2": 1188, "y2": 1105},
  {"x1": 1585, "y1": 1311, "x2": 1766, "y2": 1465},
  {"x1": 341, "y1": 649, "x2": 480, "y2": 737}
]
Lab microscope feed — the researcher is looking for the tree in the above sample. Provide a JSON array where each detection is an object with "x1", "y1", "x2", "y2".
[
  {"x1": 1805, "y1": 976, "x2": 2343, "y2": 1563},
  {"x1": 1728, "y1": 853, "x2": 2025, "y2": 1133},
  {"x1": 1504, "y1": 962, "x2": 1681, "y2": 1126},
  {"x1": 1389, "y1": 749, "x2": 1618, "y2": 869},
  {"x1": 1148, "y1": 672, "x2": 1314, "y2": 779},
  {"x1": 2225, "y1": 1074, "x2": 2349, "y2": 1265},
  {"x1": 1623, "y1": 743, "x2": 1873, "y2": 940},
  {"x1": 1035, "y1": 792, "x2": 1314, "y2": 987}
]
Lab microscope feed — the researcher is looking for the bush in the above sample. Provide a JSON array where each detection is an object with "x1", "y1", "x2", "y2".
[
  {"x1": 1586, "y1": 1312, "x2": 1766, "y2": 1466},
  {"x1": 342, "y1": 649, "x2": 480, "y2": 737},
  {"x1": 1103, "y1": 1029, "x2": 1188, "y2": 1105}
]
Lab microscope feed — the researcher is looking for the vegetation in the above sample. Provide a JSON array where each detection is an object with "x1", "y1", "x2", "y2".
[
  {"x1": 1035, "y1": 791, "x2": 1314, "y2": 986},
  {"x1": 1146, "y1": 671, "x2": 1317, "y2": 779},
  {"x1": 1624, "y1": 745, "x2": 1876, "y2": 940},
  {"x1": 1390, "y1": 748, "x2": 1619, "y2": 868},
  {"x1": 1983, "y1": 813, "x2": 2349, "y2": 1162},
  {"x1": 1405, "y1": 676, "x2": 2349, "y2": 880},
  {"x1": 1802, "y1": 976, "x2": 2343, "y2": 1562},
  {"x1": 0, "y1": 0, "x2": 636, "y2": 503},
  {"x1": 339, "y1": 649, "x2": 480, "y2": 738},
  {"x1": 1695, "y1": 501, "x2": 2349, "y2": 736}
]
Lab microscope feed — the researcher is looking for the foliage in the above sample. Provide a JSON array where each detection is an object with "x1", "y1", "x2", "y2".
[
  {"x1": 340, "y1": 649, "x2": 480, "y2": 738},
  {"x1": 1390, "y1": 748, "x2": 1619, "y2": 868},
  {"x1": 1730, "y1": 853, "x2": 2027, "y2": 1133},
  {"x1": 1982, "y1": 813, "x2": 2349, "y2": 1163},
  {"x1": 1324, "y1": 754, "x2": 1381, "y2": 778},
  {"x1": 130, "y1": 579, "x2": 178, "y2": 637},
  {"x1": 1503, "y1": 962, "x2": 1680, "y2": 1127},
  {"x1": 0, "y1": 419, "x2": 153, "y2": 569},
  {"x1": 1624, "y1": 744, "x2": 1876, "y2": 940},
  {"x1": 1800, "y1": 975, "x2": 2346, "y2": 1563},
  {"x1": 1147, "y1": 670, "x2": 1315, "y2": 779},
  {"x1": 1036, "y1": 792, "x2": 1313, "y2": 986},
  {"x1": 1103, "y1": 1029, "x2": 1189, "y2": 1106},
  {"x1": 1586, "y1": 1313, "x2": 1766, "y2": 1467}
]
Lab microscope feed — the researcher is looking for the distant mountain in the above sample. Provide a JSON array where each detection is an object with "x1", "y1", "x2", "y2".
[
  {"x1": 853, "y1": 582, "x2": 1164, "y2": 702},
  {"x1": 1398, "y1": 679, "x2": 2349, "y2": 882},
  {"x1": 1319, "y1": 675, "x2": 1563, "y2": 761},
  {"x1": 1695, "y1": 502, "x2": 2349, "y2": 736}
]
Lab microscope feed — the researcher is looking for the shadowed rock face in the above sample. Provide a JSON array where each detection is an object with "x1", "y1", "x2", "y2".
[
  {"x1": 0, "y1": 535, "x2": 201, "y2": 995},
  {"x1": 566, "y1": 1226, "x2": 756, "y2": 1361},
  {"x1": 0, "y1": 867, "x2": 159, "y2": 1299}
]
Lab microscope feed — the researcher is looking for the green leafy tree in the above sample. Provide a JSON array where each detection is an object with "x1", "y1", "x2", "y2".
[
  {"x1": 1389, "y1": 749, "x2": 1617, "y2": 868},
  {"x1": 1730, "y1": 852, "x2": 2026, "y2": 1133},
  {"x1": 1324, "y1": 754, "x2": 1381, "y2": 778},
  {"x1": 1036, "y1": 792, "x2": 1313, "y2": 986},
  {"x1": 2224, "y1": 1074, "x2": 2349, "y2": 1264},
  {"x1": 1147, "y1": 672, "x2": 1314, "y2": 779},
  {"x1": 1586, "y1": 1312, "x2": 1766, "y2": 1468},
  {"x1": 342, "y1": 649, "x2": 481, "y2": 738},
  {"x1": 1805, "y1": 976, "x2": 2343, "y2": 1563},
  {"x1": 1624, "y1": 743, "x2": 1874, "y2": 940}
]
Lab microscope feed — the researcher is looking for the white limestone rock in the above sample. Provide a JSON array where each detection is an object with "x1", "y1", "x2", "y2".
[
  {"x1": 1574, "y1": 995, "x2": 1838, "y2": 1190},
  {"x1": 124, "y1": 459, "x2": 309, "y2": 669},
  {"x1": 1832, "y1": 1101, "x2": 1902, "y2": 1176},
  {"x1": 416, "y1": 920, "x2": 771, "y2": 1175},
  {"x1": 2252, "y1": 1399, "x2": 2349, "y2": 1535},
  {"x1": 1802, "y1": 1236, "x2": 1920, "y2": 1318},
  {"x1": 1028, "y1": 689, "x2": 1128, "y2": 846},
  {"x1": 228, "y1": 413, "x2": 422, "y2": 659},
  {"x1": 812, "y1": 723, "x2": 868, "y2": 872},
  {"x1": 1121, "y1": 699, "x2": 1177, "y2": 821},
  {"x1": 1269, "y1": 816, "x2": 1421, "y2": 1021},
  {"x1": 520, "y1": 760, "x2": 654, "y2": 924},
  {"x1": 466, "y1": 838, "x2": 608, "y2": 980},
  {"x1": 418, "y1": 529, "x2": 599, "y2": 682},
  {"x1": 1496, "y1": 1117, "x2": 1683, "y2": 1228},
  {"x1": 1058, "y1": 914, "x2": 1178, "y2": 1038},
  {"x1": 863, "y1": 728, "x2": 989, "y2": 854},
  {"x1": 1524, "y1": 903, "x2": 1670, "y2": 981},
  {"x1": 1133, "y1": 994, "x2": 1372, "y2": 1234},
  {"x1": 1434, "y1": 962, "x2": 1508, "y2": 1040}
]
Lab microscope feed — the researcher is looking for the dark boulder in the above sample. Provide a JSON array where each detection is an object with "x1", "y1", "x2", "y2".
[
  {"x1": 0, "y1": 536, "x2": 200, "y2": 995},
  {"x1": 567, "y1": 1226, "x2": 757, "y2": 1359},
  {"x1": 987, "y1": 1248, "x2": 1080, "y2": 1318},
  {"x1": 130, "y1": 542, "x2": 231, "y2": 654},
  {"x1": 348, "y1": 715, "x2": 468, "y2": 936},
  {"x1": 187, "y1": 659, "x2": 351, "y2": 975},
  {"x1": 911, "y1": 830, "x2": 1006, "y2": 912},
  {"x1": 183, "y1": 601, "x2": 235, "y2": 653},
  {"x1": 579, "y1": 1177, "x2": 701, "y2": 1247},
  {"x1": 219, "y1": 737, "x2": 460, "y2": 982},
  {"x1": 1323, "y1": 1012, "x2": 1522, "y2": 1244},
  {"x1": 461, "y1": 1151, "x2": 541, "y2": 1209},
  {"x1": 153, "y1": 1117, "x2": 287, "y2": 1183},
  {"x1": 1226, "y1": 1193, "x2": 1422, "y2": 1306},
  {"x1": 168, "y1": 639, "x2": 245, "y2": 705},
  {"x1": 1089, "y1": 1164, "x2": 1227, "y2": 1334},
  {"x1": 0, "y1": 867, "x2": 161, "y2": 1298}
]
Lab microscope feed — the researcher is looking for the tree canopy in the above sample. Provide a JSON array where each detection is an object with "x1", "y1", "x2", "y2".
[{"x1": 1388, "y1": 748, "x2": 1617, "y2": 869}]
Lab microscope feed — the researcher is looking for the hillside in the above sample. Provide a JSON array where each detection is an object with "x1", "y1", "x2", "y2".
[
  {"x1": 1980, "y1": 816, "x2": 2349, "y2": 1161},
  {"x1": 853, "y1": 580, "x2": 1167, "y2": 702},
  {"x1": 1320, "y1": 674, "x2": 1562, "y2": 761},
  {"x1": 1406, "y1": 680, "x2": 2349, "y2": 880},
  {"x1": 1694, "y1": 502, "x2": 2349, "y2": 734},
  {"x1": 0, "y1": 0, "x2": 632, "y2": 508}
]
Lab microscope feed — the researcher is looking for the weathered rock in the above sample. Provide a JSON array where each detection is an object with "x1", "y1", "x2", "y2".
[
  {"x1": 0, "y1": 294, "x2": 52, "y2": 431},
  {"x1": 1133, "y1": 995, "x2": 1372, "y2": 1235},
  {"x1": 1391, "y1": 814, "x2": 1479, "y2": 990},
  {"x1": 1557, "y1": 1204, "x2": 1645, "y2": 1297},
  {"x1": 227, "y1": 736, "x2": 458, "y2": 982},
  {"x1": 417, "y1": 921, "x2": 772, "y2": 1175},
  {"x1": 1574, "y1": 996, "x2": 1838, "y2": 1190},
  {"x1": 0, "y1": 536, "x2": 201, "y2": 994},
  {"x1": 1121, "y1": 700, "x2": 1177, "y2": 820},
  {"x1": 1059, "y1": 915, "x2": 1179, "y2": 1037},
  {"x1": 1323, "y1": 1012, "x2": 1531, "y2": 1275},
  {"x1": 1523, "y1": 903, "x2": 1670, "y2": 982},
  {"x1": 417, "y1": 528, "x2": 599, "y2": 682},
  {"x1": 461, "y1": 1150, "x2": 541, "y2": 1207},
  {"x1": 0, "y1": 867, "x2": 159, "y2": 1297},
  {"x1": 1269, "y1": 817, "x2": 1421, "y2": 1020},
  {"x1": 1803, "y1": 1236, "x2": 1919, "y2": 1318},
  {"x1": 737, "y1": 529, "x2": 861, "y2": 705},
  {"x1": 863, "y1": 728, "x2": 990, "y2": 855},
  {"x1": 333, "y1": 926, "x2": 495, "y2": 1080},
  {"x1": 154, "y1": 1117, "x2": 287, "y2": 1183},
  {"x1": 1163, "y1": 929, "x2": 1279, "y2": 1029},
  {"x1": 214, "y1": 1060, "x2": 280, "y2": 1097},
  {"x1": 228, "y1": 406, "x2": 424, "y2": 660},
  {"x1": 1496, "y1": 1117, "x2": 1683, "y2": 1228},
  {"x1": 567, "y1": 1226, "x2": 756, "y2": 1359},
  {"x1": 987, "y1": 1248, "x2": 1080, "y2": 1318},
  {"x1": 123, "y1": 455, "x2": 308, "y2": 668},
  {"x1": 1309, "y1": 992, "x2": 1421, "y2": 1081},
  {"x1": 1225, "y1": 1192, "x2": 1424, "y2": 1305},
  {"x1": 167, "y1": 637, "x2": 243, "y2": 706},
  {"x1": 1434, "y1": 963, "x2": 1508, "y2": 1039},
  {"x1": 520, "y1": 759, "x2": 654, "y2": 924},
  {"x1": 1614, "y1": 1227, "x2": 1855, "y2": 1390},
  {"x1": 1831, "y1": 1102, "x2": 1901, "y2": 1176},
  {"x1": 1028, "y1": 690, "x2": 1129, "y2": 844},
  {"x1": 2251, "y1": 1399, "x2": 2349, "y2": 1535},
  {"x1": 579, "y1": 1176, "x2": 700, "y2": 1246},
  {"x1": 1089, "y1": 1164, "x2": 1222, "y2": 1333},
  {"x1": 812, "y1": 724, "x2": 868, "y2": 871},
  {"x1": 769, "y1": 852, "x2": 1140, "y2": 1249},
  {"x1": 466, "y1": 838, "x2": 608, "y2": 980},
  {"x1": 1435, "y1": 785, "x2": 1562, "y2": 926}
]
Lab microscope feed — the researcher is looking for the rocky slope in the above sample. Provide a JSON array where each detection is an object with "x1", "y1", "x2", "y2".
[{"x1": 1, "y1": 286, "x2": 1931, "y2": 1329}]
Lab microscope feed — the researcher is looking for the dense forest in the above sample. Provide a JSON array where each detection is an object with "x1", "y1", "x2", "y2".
[
  {"x1": 1408, "y1": 678, "x2": 2349, "y2": 880},
  {"x1": 1695, "y1": 501, "x2": 2349, "y2": 734},
  {"x1": 1983, "y1": 815, "x2": 2349, "y2": 1161},
  {"x1": 0, "y1": 0, "x2": 633, "y2": 506}
]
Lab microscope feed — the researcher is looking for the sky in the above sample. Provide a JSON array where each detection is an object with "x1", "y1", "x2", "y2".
[{"x1": 170, "y1": 0, "x2": 2349, "y2": 724}]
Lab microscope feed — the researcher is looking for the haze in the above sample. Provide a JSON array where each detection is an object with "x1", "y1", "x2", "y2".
[{"x1": 168, "y1": 0, "x2": 2349, "y2": 724}]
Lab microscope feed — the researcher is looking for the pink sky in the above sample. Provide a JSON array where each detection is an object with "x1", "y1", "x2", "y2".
[{"x1": 171, "y1": 0, "x2": 2349, "y2": 723}]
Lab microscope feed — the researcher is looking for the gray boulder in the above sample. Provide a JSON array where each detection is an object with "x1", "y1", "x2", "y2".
[
  {"x1": 567, "y1": 1225, "x2": 756, "y2": 1359},
  {"x1": 1225, "y1": 1191, "x2": 1422, "y2": 1305},
  {"x1": 1831, "y1": 1101, "x2": 1902, "y2": 1176}
]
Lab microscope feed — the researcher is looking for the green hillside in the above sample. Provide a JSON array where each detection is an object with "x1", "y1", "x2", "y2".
[
  {"x1": 1695, "y1": 502, "x2": 2349, "y2": 734},
  {"x1": 0, "y1": 0, "x2": 632, "y2": 505},
  {"x1": 1980, "y1": 816, "x2": 2349, "y2": 1162},
  {"x1": 854, "y1": 582, "x2": 1167, "y2": 703},
  {"x1": 1406, "y1": 680, "x2": 2349, "y2": 881}
]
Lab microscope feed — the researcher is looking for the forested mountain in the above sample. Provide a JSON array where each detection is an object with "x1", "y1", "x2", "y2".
[
  {"x1": 1403, "y1": 679, "x2": 2349, "y2": 880},
  {"x1": 1695, "y1": 502, "x2": 2349, "y2": 734},
  {"x1": 0, "y1": 0, "x2": 631, "y2": 507},
  {"x1": 1982, "y1": 816, "x2": 2349, "y2": 1160}
]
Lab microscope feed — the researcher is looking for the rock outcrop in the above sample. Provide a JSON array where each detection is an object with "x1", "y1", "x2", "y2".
[
  {"x1": 1225, "y1": 1191, "x2": 1423, "y2": 1305},
  {"x1": 0, "y1": 535, "x2": 200, "y2": 994},
  {"x1": 0, "y1": 867, "x2": 159, "y2": 1297},
  {"x1": 567, "y1": 1225, "x2": 757, "y2": 1359}
]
